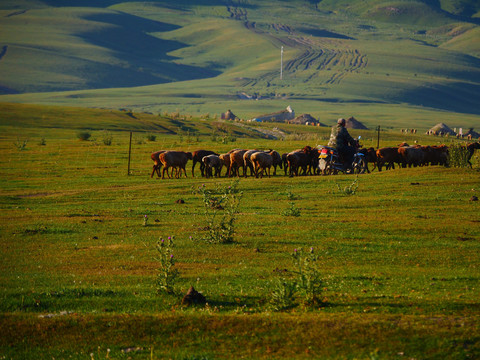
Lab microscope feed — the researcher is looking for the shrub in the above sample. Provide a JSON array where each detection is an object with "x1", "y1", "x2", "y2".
[
  {"x1": 270, "y1": 278, "x2": 297, "y2": 311},
  {"x1": 282, "y1": 202, "x2": 300, "y2": 217},
  {"x1": 285, "y1": 190, "x2": 298, "y2": 201},
  {"x1": 13, "y1": 138, "x2": 28, "y2": 151},
  {"x1": 448, "y1": 144, "x2": 470, "y2": 168},
  {"x1": 292, "y1": 247, "x2": 323, "y2": 306},
  {"x1": 155, "y1": 236, "x2": 178, "y2": 294},
  {"x1": 194, "y1": 180, "x2": 242, "y2": 244},
  {"x1": 146, "y1": 134, "x2": 156, "y2": 142},
  {"x1": 221, "y1": 135, "x2": 237, "y2": 144},
  {"x1": 77, "y1": 131, "x2": 91, "y2": 141},
  {"x1": 334, "y1": 177, "x2": 359, "y2": 195},
  {"x1": 102, "y1": 130, "x2": 113, "y2": 146},
  {"x1": 271, "y1": 247, "x2": 323, "y2": 310}
]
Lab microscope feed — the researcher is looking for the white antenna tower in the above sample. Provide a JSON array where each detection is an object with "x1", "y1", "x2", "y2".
[{"x1": 280, "y1": 46, "x2": 284, "y2": 80}]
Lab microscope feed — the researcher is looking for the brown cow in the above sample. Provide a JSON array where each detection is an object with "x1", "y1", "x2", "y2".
[
  {"x1": 281, "y1": 153, "x2": 289, "y2": 176},
  {"x1": 270, "y1": 150, "x2": 283, "y2": 176},
  {"x1": 251, "y1": 151, "x2": 273, "y2": 178},
  {"x1": 159, "y1": 151, "x2": 193, "y2": 179},
  {"x1": 287, "y1": 146, "x2": 317, "y2": 176},
  {"x1": 302, "y1": 146, "x2": 319, "y2": 176},
  {"x1": 150, "y1": 150, "x2": 166, "y2": 178},
  {"x1": 376, "y1": 147, "x2": 401, "y2": 171},
  {"x1": 431, "y1": 145, "x2": 448, "y2": 166},
  {"x1": 243, "y1": 149, "x2": 261, "y2": 177},
  {"x1": 398, "y1": 146, "x2": 424, "y2": 168},
  {"x1": 229, "y1": 149, "x2": 248, "y2": 177},
  {"x1": 219, "y1": 153, "x2": 232, "y2": 177}
]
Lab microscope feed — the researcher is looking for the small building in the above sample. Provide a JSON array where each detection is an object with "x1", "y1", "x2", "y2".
[
  {"x1": 426, "y1": 123, "x2": 456, "y2": 136},
  {"x1": 289, "y1": 113, "x2": 327, "y2": 126},
  {"x1": 345, "y1": 116, "x2": 368, "y2": 130},
  {"x1": 221, "y1": 109, "x2": 239, "y2": 121},
  {"x1": 463, "y1": 128, "x2": 480, "y2": 139}
]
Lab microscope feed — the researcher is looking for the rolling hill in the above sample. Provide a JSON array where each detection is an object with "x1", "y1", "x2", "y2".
[{"x1": 0, "y1": 0, "x2": 479, "y2": 125}]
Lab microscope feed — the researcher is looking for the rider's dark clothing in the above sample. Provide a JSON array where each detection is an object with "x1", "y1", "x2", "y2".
[{"x1": 328, "y1": 124, "x2": 356, "y2": 165}]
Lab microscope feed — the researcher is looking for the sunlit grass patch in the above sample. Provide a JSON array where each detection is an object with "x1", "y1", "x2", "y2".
[{"x1": 1, "y1": 104, "x2": 480, "y2": 358}]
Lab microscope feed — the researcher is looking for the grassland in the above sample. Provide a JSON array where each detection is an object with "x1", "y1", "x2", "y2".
[
  {"x1": 1, "y1": 0, "x2": 479, "y2": 357},
  {"x1": 1, "y1": 103, "x2": 479, "y2": 359}
]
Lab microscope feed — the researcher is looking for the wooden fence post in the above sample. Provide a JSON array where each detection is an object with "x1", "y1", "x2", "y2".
[
  {"x1": 377, "y1": 125, "x2": 380, "y2": 149},
  {"x1": 127, "y1": 131, "x2": 132, "y2": 176}
]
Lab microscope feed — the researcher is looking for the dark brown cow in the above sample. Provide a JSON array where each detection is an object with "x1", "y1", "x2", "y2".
[
  {"x1": 358, "y1": 147, "x2": 377, "y2": 173},
  {"x1": 270, "y1": 150, "x2": 283, "y2": 176},
  {"x1": 192, "y1": 150, "x2": 219, "y2": 177},
  {"x1": 202, "y1": 154, "x2": 223, "y2": 178},
  {"x1": 281, "y1": 153, "x2": 289, "y2": 176},
  {"x1": 431, "y1": 145, "x2": 448, "y2": 166},
  {"x1": 398, "y1": 146, "x2": 424, "y2": 168},
  {"x1": 376, "y1": 147, "x2": 401, "y2": 172},
  {"x1": 287, "y1": 146, "x2": 317, "y2": 176}
]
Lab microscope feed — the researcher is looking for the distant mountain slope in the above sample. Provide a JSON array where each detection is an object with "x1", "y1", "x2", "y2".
[
  {"x1": 0, "y1": 6, "x2": 220, "y2": 93},
  {"x1": 438, "y1": 25, "x2": 480, "y2": 57},
  {"x1": 315, "y1": 0, "x2": 480, "y2": 22},
  {"x1": 0, "y1": 0, "x2": 479, "y2": 116},
  {"x1": 438, "y1": 0, "x2": 480, "y2": 18}
]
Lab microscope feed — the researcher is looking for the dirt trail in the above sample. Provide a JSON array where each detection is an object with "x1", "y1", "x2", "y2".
[{"x1": 6, "y1": 10, "x2": 27, "y2": 17}]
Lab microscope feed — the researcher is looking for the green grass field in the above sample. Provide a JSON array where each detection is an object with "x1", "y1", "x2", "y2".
[
  {"x1": 1, "y1": 103, "x2": 479, "y2": 359},
  {"x1": 1, "y1": 0, "x2": 480, "y2": 357}
]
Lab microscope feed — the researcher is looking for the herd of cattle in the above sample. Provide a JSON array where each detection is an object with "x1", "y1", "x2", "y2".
[{"x1": 150, "y1": 142, "x2": 480, "y2": 179}]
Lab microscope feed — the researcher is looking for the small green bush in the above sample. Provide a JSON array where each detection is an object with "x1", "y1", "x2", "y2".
[
  {"x1": 155, "y1": 236, "x2": 178, "y2": 294},
  {"x1": 102, "y1": 130, "x2": 113, "y2": 146},
  {"x1": 292, "y1": 247, "x2": 323, "y2": 306},
  {"x1": 282, "y1": 202, "x2": 300, "y2": 217},
  {"x1": 285, "y1": 190, "x2": 298, "y2": 201},
  {"x1": 146, "y1": 134, "x2": 157, "y2": 141},
  {"x1": 271, "y1": 247, "x2": 323, "y2": 310},
  {"x1": 194, "y1": 180, "x2": 242, "y2": 244},
  {"x1": 13, "y1": 138, "x2": 28, "y2": 151},
  {"x1": 270, "y1": 278, "x2": 297, "y2": 311},
  {"x1": 448, "y1": 144, "x2": 470, "y2": 168},
  {"x1": 334, "y1": 177, "x2": 359, "y2": 195},
  {"x1": 76, "y1": 131, "x2": 91, "y2": 141}
]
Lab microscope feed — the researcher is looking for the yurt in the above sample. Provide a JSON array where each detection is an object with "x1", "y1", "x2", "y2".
[{"x1": 427, "y1": 123, "x2": 456, "y2": 136}]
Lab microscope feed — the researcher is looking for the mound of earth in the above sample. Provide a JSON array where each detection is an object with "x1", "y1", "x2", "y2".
[{"x1": 345, "y1": 116, "x2": 368, "y2": 130}]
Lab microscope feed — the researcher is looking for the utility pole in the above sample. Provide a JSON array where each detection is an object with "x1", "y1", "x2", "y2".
[
  {"x1": 280, "y1": 46, "x2": 283, "y2": 80},
  {"x1": 377, "y1": 125, "x2": 381, "y2": 149}
]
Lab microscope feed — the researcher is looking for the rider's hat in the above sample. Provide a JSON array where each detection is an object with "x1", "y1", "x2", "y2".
[{"x1": 337, "y1": 118, "x2": 346, "y2": 126}]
